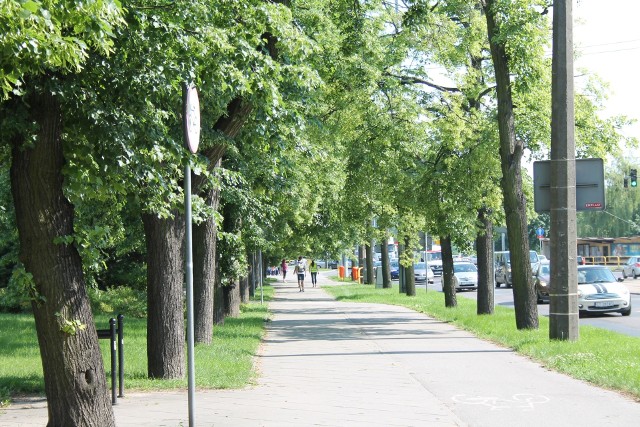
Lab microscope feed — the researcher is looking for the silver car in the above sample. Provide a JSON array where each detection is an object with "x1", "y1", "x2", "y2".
[
  {"x1": 453, "y1": 262, "x2": 478, "y2": 291},
  {"x1": 622, "y1": 256, "x2": 640, "y2": 279},
  {"x1": 414, "y1": 262, "x2": 434, "y2": 284}
]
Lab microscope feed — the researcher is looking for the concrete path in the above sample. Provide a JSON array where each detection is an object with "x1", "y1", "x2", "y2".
[{"x1": 3, "y1": 271, "x2": 640, "y2": 426}]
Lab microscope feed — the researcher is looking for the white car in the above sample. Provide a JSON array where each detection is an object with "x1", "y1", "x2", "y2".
[
  {"x1": 578, "y1": 266, "x2": 631, "y2": 316},
  {"x1": 414, "y1": 262, "x2": 435, "y2": 284},
  {"x1": 453, "y1": 262, "x2": 478, "y2": 291}
]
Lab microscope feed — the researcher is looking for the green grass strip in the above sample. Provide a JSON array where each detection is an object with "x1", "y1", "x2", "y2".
[
  {"x1": 0, "y1": 285, "x2": 274, "y2": 403},
  {"x1": 323, "y1": 283, "x2": 640, "y2": 401}
]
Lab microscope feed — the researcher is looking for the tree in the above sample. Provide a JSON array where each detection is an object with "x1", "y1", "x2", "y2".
[
  {"x1": 481, "y1": 0, "x2": 542, "y2": 329},
  {"x1": 1, "y1": 1, "x2": 124, "y2": 424}
]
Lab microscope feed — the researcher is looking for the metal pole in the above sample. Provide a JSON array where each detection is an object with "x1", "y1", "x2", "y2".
[
  {"x1": 185, "y1": 163, "x2": 196, "y2": 425},
  {"x1": 109, "y1": 318, "x2": 117, "y2": 405},
  {"x1": 117, "y1": 314, "x2": 124, "y2": 398}
]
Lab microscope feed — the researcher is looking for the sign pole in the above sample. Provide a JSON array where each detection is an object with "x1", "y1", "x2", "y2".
[{"x1": 183, "y1": 82, "x2": 201, "y2": 426}]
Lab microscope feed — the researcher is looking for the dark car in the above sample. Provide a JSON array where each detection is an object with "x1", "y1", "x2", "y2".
[
  {"x1": 534, "y1": 260, "x2": 551, "y2": 303},
  {"x1": 390, "y1": 259, "x2": 399, "y2": 280}
]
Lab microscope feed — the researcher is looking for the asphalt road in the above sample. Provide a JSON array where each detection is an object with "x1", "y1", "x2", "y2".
[{"x1": 414, "y1": 275, "x2": 640, "y2": 337}]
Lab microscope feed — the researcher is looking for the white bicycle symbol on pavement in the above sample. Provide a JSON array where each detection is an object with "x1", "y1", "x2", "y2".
[{"x1": 452, "y1": 394, "x2": 550, "y2": 411}]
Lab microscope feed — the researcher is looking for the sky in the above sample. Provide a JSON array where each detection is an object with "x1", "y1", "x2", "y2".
[{"x1": 574, "y1": 0, "x2": 640, "y2": 141}]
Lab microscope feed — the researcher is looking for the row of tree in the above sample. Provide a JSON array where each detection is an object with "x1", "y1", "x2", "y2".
[{"x1": 0, "y1": 0, "x2": 633, "y2": 425}]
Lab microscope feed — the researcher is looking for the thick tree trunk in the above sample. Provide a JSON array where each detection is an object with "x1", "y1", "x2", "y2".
[
  {"x1": 192, "y1": 185, "x2": 220, "y2": 344},
  {"x1": 240, "y1": 275, "x2": 250, "y2": 303},
  {"x1": 10, "y1": 89, "x2": 115, "y2": 426},
  {"x1": 441, "y1": 235, "x2": 457, "y2": 308},
  {"x1": 381, "y1": 235, "x2": 392, "y2": 288},
  {"x1": 142, "y1": 213, "x2": 185, "y2": 379},
  {"x1": 404, "y1": 236, "x2": 416, "y2": 296},
  {"x1": 476, "y1": 208, "x2": 495, "y2": 315},
  {"x1": 224, "y1": 280, "x2": 241, "y2": 317},
  {"x1": 365, "y1": 241, "x2": 374, "y2": 284},
  {"x1": 213, "y1": 266, "x2": 225, "y2": 325},
  {"x1": 483, "y1": 0, "x2": 538, "y2": 329}
]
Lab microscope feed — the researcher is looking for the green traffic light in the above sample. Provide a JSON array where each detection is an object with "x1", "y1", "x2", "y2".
[{"x1": 633, "y1": 180, "x2": 638, "y2": 187}]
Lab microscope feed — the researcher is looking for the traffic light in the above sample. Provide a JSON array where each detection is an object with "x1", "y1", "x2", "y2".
[{"x1": 631, "y1": 169, "x2": 638, "y2": 187}]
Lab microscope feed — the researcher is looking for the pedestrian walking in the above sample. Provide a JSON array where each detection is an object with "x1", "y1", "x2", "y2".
[
  {"x1": 309, "y1": 259, "x2": 319, "y2": 287},
  {"x1": 281, "y1": 258, "x2": 288, "y2": 282},
  {"x1": 294, "y1": 256, "x2": 306, "y2": 292}
]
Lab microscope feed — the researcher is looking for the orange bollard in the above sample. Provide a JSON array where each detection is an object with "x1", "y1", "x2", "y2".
[
  {"x1": 352, "y1": 267, "x2": 359, "y2": 282},
  {"x1": 338, "y1": 265, "x2": 345, "y2": 280}
]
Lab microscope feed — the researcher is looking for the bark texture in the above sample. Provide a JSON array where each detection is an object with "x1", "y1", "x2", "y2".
[
  {"x1": 441, "y1": 235, "x2": 457, "y2": 308},
  {"x1": 192, "y1": 184, "x2": 220, "y2": 344},
  {"x1": 223, "y1": 280, "x2": 241, "y2": 317},
  {"x1": 10, "y1": 89, "x2": 115, "y2": 426},
  {"x1": 381, "y1": 236, "x2": 392, "y2": 288},
  {"x1": 365, "y1": 241, "x2": 374, "y2": 284},
  {"x1": 483, "y1": 0, "x2": 538, "y2": 329},
  {"x1": 142, "y1": 213, "x2": 185, "y2": 379},
  {"x1": 404, "y1": 236, "x2": 416, "y2": 296},
  {"x1": 476, "y1": 208, "x2": 495, "y2": 315}
]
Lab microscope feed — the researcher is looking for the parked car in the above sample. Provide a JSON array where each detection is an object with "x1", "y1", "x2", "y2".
[
  {"x1": 390, "y1": 259, "x2": 399, "y2": 280},
  {"x1": 495, "y1": 250, "x2": 540, "y2": 288},
  {"x1": 414, "y1": 262, "x2": 435, "y2": 284},
  {"x1": 452, "y1": 262, "x2": 478, "y2": 291},
  {"x1": 577, "y1": 265, "x2": 631, "y2": 316},
  {"x1": 622, "y1": 256, "x2": 640, "y2": 279},
  {"x1": 534, "y1": 260, "x2": 551, "y2": 303},
  {"x1": 538, "y1": 254, "x2": 548, "y2": 261}
]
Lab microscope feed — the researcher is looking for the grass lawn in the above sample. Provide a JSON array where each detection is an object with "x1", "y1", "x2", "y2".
[
  {"x1": 0, "y1": 284, "x2": 274, "y2": 404},
  {"x1": 323, "y1": 282, "x2": 640, "y2": 401}
]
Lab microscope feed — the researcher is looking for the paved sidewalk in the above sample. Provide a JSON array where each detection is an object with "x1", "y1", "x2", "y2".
[{"x1": 3, "y1": 271, "x2": 640, "y2": 426}]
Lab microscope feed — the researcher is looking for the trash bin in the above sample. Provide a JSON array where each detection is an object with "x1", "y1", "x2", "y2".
[
  {"x1": 352, "y1": 267, "x2": 360, "y2": 282},
  {"x1": 338, "y1": 265, "x2": 345, "y2": 279}
]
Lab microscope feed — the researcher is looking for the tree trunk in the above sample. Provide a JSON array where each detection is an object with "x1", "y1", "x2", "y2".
[
  {"x1": 404, "y1": 236, "x2": 416, "y2": 296},
  {"x1": 213, "y1": 265, "x2": 225, "y2": 325},
  {"x1": 192, "y1": 185, "x2": 220, "y2": 344},
  {"x1": 441, "y1": 235, "x2": 457, "y2": 308},
  {"x1": 224, "y1": 280, "x2": 241, "y2": 317},
  {"x1": 365, "y1": 241, "x2": 374, "y2": 284},
  {"x1": 240, "y1": 275, "x2": 250, "y2": 303},
  {"x1": 142, "y1": 213, "x2": 185, "y2": 379},
  {"x1": 483, "y1": 0, "x2": 538, "y2": 329},
  {"x1": 381, "y1": 235, "x2": 392, "y2": 288},
  {"x1": 10, "y1": 89, "x2": 115, "y2": 426},
  {"x1": 476, "y1": 208, "x2": 495, "y2": 315}
]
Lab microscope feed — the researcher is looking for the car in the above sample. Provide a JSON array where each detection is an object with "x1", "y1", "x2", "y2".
[
  {"x1": 414, "y1": 262, "x2": 435, "y2": 284},
  {"x1": 534, "y1": 260, "x2": 551, "y2": 303},
  {"x1": 452, "y1": 262, "x2": 478, "y2": 291},
  {"x1": 426, "y1": 251, "x2": 443, "y2": 276},
  {"x1": 622, "y1": 256, "x2": 640, "y2": 279},
  {"x1": 538, "y1": 254, "x2": 548, "y2": 261},
  {"x1": 390, "y1": 259, "x2": 399, "y2": 280},
  {"x1": 495, "y1": 250, "x2": 540, "y2": 288},
  {"x1": 578, "y1": 265, "x2": 631, "y2": 316}
]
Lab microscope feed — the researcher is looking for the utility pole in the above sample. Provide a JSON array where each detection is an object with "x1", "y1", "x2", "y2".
[{"x1": 549, "y1": 0, "x2": 578, "y2": 341}]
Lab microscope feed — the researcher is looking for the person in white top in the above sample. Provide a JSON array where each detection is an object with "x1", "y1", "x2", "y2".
[{"x1": 294, "y1": 256, "x2": 306, "y2": 292}]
